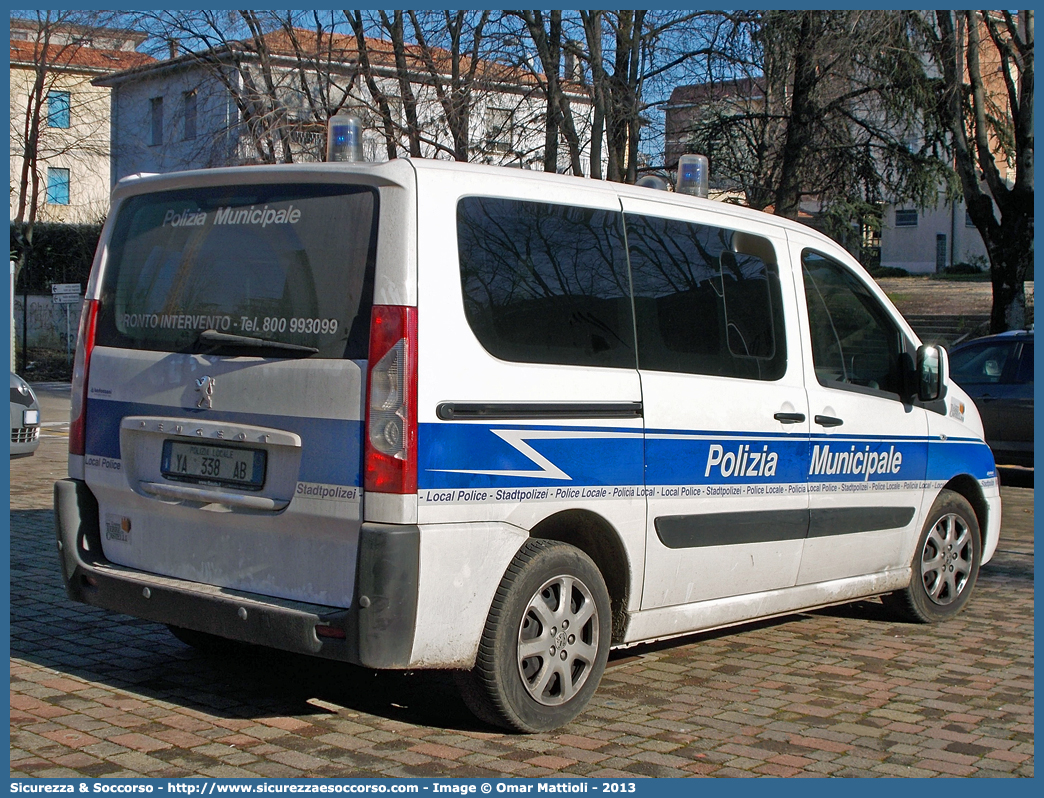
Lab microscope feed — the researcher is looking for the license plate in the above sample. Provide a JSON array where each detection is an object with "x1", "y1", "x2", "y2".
[{"x1": 161, "y1": 440, "x2": 266, "y2": 490}]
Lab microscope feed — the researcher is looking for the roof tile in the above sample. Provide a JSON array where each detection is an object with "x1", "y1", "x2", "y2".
[{"x1": 10, "y1": 39, "x2": 155, "y2": 72}]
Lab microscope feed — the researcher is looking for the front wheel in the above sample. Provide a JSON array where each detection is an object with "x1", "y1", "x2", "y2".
[
  {"x1": 883, "y1": 489, "x2": 981, "y2": 623},
  {"x1": 459, "y1": 539, "x2": 611, "y2": 733}
]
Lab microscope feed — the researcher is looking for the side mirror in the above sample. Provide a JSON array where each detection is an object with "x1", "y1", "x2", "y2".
[{"x1": 917, "y1": 344, "x2": 946, "y2": 402}]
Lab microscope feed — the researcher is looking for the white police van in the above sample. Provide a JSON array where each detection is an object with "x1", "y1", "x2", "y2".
[{"x1": 56, "y1": 125, "x2": 1000, "y2": 732}]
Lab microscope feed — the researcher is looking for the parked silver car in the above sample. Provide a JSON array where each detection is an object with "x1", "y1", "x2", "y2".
[
  {"x1": 949, "y1": 330, "x2": 1033, "y2": 468},
  {"x1": 10, "y1": 373, "x2": 41, "y2": 458}
]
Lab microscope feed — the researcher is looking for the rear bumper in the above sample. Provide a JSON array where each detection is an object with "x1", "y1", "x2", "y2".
[{"x1": 54, "y1": 478, "x2": 419, "y2": 668}]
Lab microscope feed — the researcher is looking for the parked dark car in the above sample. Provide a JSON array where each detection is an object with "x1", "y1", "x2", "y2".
[
  {"x1": 10, "y1": 373, "x2": 41, "y2": 458},
  {"x1": 949, "y1": 330, "x2": 1033, "y2": 468}
]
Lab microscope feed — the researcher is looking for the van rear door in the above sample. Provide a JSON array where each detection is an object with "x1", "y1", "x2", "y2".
[{"x1": 84, "y1": 180, "x2": 379, "y2": 608}]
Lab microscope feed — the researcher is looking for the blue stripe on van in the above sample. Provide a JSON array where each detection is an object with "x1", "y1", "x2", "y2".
[
  {"x1": 88, "y1": 400, "x2": 993, "y2": 494},
  {"x1": 646, "y1": 435, "x2": 810, "y2": 486},
  {"x1": 418, "y1": 423, "x2": 994, "y2": 490},
  {"x1": 418, "y1": 423, "x2": 644, "y2": 489},
  {"x1": 85, "y1": 398, "x2": 362, "y2": 487},
  {"x1": 926, "y1": 437, "x2": 996, "y2": 482}
]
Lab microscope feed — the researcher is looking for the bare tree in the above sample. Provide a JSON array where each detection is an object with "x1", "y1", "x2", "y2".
[
  {"x1": 10, "y1": 11, "x2": 154, "y2": 370},
  {"x1": 407, "y1": 10, "x2": 492, "y2": 162},
  {"x1": 140, "y1": 10, "x2": 360, "y2": 165},
  {"x1": 591, "y1": 10, "x2": 647, "y2": 183},
  {"x1": 506, "y1": 10, "x2": 720, "y2": 182},
  {"x1": 140, "y1": 11, "x2": 538, "y2": 167},
  {"x1": 346, "y1": 10, "x2": 498, "y2": 162},
  {"x1": 926, "y1": 11, "x2": 1033, "y2": 332},
  {"x1": 344, "y1": 10, "x2": 424, "y2": 159},
  {"x1": 579, "y1": 11, "x2": 607, "y2": 179},
  {"x1": 509, "y1": 10, "x2": 582, "y2": 175},
  {"x1": 573, "y1": 11, "x2": 723, "y2": 182}
]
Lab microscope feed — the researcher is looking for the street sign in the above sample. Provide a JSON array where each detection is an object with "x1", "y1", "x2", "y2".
[
  {"x1": 53, "y1": 293, "x2": 81, "y2": 304},
  {"x1": 52, "y1": 283, "x2": 81, "y2": 295}
]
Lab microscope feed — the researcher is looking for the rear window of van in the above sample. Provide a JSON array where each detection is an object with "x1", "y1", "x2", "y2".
[{"x1": 96, "y1": 184, "x2": 378, "y2": 359}]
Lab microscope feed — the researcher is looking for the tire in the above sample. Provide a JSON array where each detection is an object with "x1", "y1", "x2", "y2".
[
  {"x1": 883, "y1": 489, "x2": 981, "y2": 623},
  {"x1": 459, "y1": 539, "x2": 611, "y2": 733}
]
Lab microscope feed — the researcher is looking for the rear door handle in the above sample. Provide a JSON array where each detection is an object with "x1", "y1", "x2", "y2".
[
  {"x1": 774, "y1": 412, "x2": 806, "y2": 424},
  {"x1": 814, "y1": 415, "x2": 844, "y2": 428}
]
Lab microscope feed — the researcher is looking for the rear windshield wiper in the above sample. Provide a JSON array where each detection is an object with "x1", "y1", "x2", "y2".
[{"x1": 196, "y1": 329, "x2": 319, "y2": 356}]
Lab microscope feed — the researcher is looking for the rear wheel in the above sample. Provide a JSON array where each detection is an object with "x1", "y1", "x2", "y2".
[
  {"x1": 167, "y1": 625, "x2": 244, "y2": 653},
  {"x1": 883, "y1": 489, "x2": 981, "y2": 623},
  {"x1": 459, "y1": 539, "x2": 611, "y2": 732}
]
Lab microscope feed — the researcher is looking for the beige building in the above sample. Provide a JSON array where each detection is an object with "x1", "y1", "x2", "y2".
[
  {"x1": 10, "y1": 18, "x2": 153, "y2": 224},
  {"x1": 879, "y1": 197, "x2": 992, "y2": 274},
  {"x1": 881, "y1": 12, "x2": 1020, "y2": 275}
]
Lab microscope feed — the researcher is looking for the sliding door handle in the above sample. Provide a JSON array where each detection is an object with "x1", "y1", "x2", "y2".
[
  {"x1": 774, "y1": 412, "x2": 806, "y2": 424},
  {"x1": 814, "y1": 414, "x2": 844, "y2": 428}
]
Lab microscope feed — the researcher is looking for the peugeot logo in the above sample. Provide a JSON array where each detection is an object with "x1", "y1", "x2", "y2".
[{"x1": 195, "y1": 375, "x2": 216, "y2": 409}]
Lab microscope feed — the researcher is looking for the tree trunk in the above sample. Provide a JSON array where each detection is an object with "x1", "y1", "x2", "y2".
[
  {"x1": 773, "y1": 13, "x2": 819, "y2": 219},
  {"x1": 581, "y1": 12, "x2": 606, "y2": 180},
  {"x1": 381, "y1": 11, "x2": 423, "y2": 158},
  {"x1": 987, "y1": 211, "x2": 1032, "y2": 331},
  {"x1": 934, "y1": 10, "x2": 1033, "y2": 333},
  {"x1": 408, "y1": 10, "x2": 489, "y2": 163},
  {"x1": 518, "y1": 11, "x2": 564, "y2": 173},
  {"x1": 347, "y1": 12, "x2": 401, "y2": 161}
]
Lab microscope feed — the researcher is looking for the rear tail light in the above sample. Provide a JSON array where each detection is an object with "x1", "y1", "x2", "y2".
[
  {"x1": 315, "y1": 624, "x2": 347, "y2": 640},
  {"x1": 364, "y1": 305, "x2": 417, "y2": 494},
  {"x1": 69, "y1": 299, "x2": 99, "y2": 456}
]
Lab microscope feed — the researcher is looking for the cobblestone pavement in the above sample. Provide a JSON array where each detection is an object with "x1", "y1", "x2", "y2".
[{"x1": 10, "y1": 391, "x2": 1034, "y2": 778}]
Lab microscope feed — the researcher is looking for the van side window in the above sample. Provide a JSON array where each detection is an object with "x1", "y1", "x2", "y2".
[
  {"x1": 626, "y1": 214, "x2": 786, "y2": 380},
  {"x1": 802, "y1": 250, "x2": 906, "y2": 396},
  {"x1": 457, "y1": 197, "x2": 634, "y2": 368}
]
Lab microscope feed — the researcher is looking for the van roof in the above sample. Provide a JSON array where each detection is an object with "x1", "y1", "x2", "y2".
[
  {"x1": 112, "y1": 156, "x2": 833, "y2": 250},
  {"x1": 406, "y1": 157, "x2": 821, "y2": 239}
]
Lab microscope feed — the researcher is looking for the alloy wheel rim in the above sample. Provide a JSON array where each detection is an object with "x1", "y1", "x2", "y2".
[
  {"x1": 920, "y1": 513, "x2": 974, "y2": 605},
  {"x1": 516, "y1": 575, "x2": 599, "y2": 706}
]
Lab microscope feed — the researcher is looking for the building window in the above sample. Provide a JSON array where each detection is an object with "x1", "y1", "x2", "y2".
[
  {"x1": 936, "y1": 234, "x2": 947, "y2": 273},
  {"x1": 183, "y1": 91, "x2": 197, "y2": 140},
  {"x1": 894, "y1": 209, "x2": 918, "y2": 227},
  {"x1": 150, "y1": 97, "x2": 164, "y2": 146},
  {"x1": 46, "y1": 168, "x2": 70, "y2": 205},
  {"x1": 47, "y1": 91, "x2": 70, "y2": 128},
  {"x1": 485, "y1": 108, "x2": 513, "y2": 154}
]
